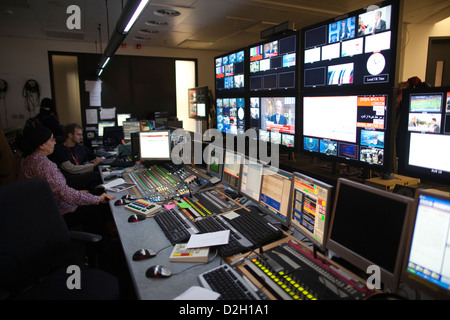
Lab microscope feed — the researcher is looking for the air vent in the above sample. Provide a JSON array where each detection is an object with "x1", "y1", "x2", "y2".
[
  {"x1": 139, "y1": 29, "x2": 159, "y2": 34},
  {"x1": 145, "y1": 20, "x2": 169, "y2": 26},
  {"x1": 153, "y1": 9, "x2": 180, "y2": 17},
  {"x1": 133, "y1": 36, "x2": 150, "y2": 41}
]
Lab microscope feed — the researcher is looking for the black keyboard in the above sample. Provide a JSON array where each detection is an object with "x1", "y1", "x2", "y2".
[
  {"x1": 154, "y1": 208, "x2": 200, "y2": 244},
  {"x1": 198, "y1": 264, "x2": 267, "y2": 300},
  {"x1": 195, "y1": 216, "x2": 253, "y2": 256}
]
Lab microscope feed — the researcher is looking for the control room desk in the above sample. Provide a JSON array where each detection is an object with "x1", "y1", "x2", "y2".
[{"x1": 106, "y1": 191, "x2": 223, "y2": 300}]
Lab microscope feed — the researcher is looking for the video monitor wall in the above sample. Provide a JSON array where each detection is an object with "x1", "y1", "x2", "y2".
[
  {"x1": 250, "y1": 96, "x2": 296, "y2": 148},
  {"x1": 249, "y1": 32, "x2": 298, "y2": 92},
  {"x1": 398, "y1": 86, "x2": 450, "y2": 183},
  {"x1": 302, "y1": 93, "x2": 390, "y2": 169},
  {"x1": 301, "y1": 1, "x2": 398, "y2": 91},
  {"x1": 215, "y1": 49, "x2": 245, "y2": 94},
  {"x1": 216, "y1": 97, "x2": 246, "y2": 135}
]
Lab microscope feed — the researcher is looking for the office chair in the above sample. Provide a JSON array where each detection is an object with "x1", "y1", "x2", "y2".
[{"x1": 0, "y1": 178, "x2": 120, "y2": 300}]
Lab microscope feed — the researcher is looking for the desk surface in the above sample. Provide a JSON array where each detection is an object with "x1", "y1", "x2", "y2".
[{"x1": 107, "y1": 190, "x2": 223, "y2": 300}]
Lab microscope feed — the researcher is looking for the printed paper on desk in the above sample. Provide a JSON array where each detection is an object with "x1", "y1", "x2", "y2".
[{"x1": 186, "y1": 230, "x2": 230, "y2": 249}]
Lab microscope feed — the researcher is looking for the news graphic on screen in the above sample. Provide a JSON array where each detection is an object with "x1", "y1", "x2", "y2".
[
  {"x1": 250, "y1": 96, "x2": 295, "y2": 147},
  {"x1": 302, "y1": 2, "x2": 396, "y2": 89},
  {"x1": 303, "y1": 94, "x2": 388, "y2": 167},
  {"x1": 215, "y1": 49, "x2": 245, "y2": 93},
  {"x1": 249, "y1": 33, "x2": 298, "y2": 91},
  {"x1": 216, "y1": 97, "x2": 245, "y2": 135},
  {"x1": 398, "y1": 87, "x2": 450, "y2": 182}
]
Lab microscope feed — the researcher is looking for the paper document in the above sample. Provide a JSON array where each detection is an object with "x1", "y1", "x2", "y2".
[
  {"x1": 174, "y1": 286, "x2": 220, "y2": 300},
  {"x1": 186, "y1": 230, "x2": 230, "y2": 249}
]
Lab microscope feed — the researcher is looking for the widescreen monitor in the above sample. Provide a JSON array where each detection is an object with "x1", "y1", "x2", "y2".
[
  {"x1": 302, "y1": 93, "x2": 391, "y2": 170},
  {"x1": 222, "y1": 150, "x2": 243, "y2": 190},
  {"x1": 401, "y1": 189, "x2": 450, "y2": 299},
  {"x1": 250, "y1": 96, "x2": 295, "y2": 148},
  {"x1": 289, "y1": 172, "x2": 333, "y2": 251},
  {"x1": 249, "y1": 31, "x2": 298, "y2": 92},
  {"x1": 239, "y1": 157, "x2": 264, "y2": 203},
  {"x1": 259, "y1": 165, "x2": 293, "y2": 227},
  {"x1": 139, "y1": 130, "x2": 171, "y2": 161},
  {"x1": 327, "y1": 178, "x2": 413, "y2": 289},
  {"x1": 301, "y1": 0, "x2": 398, "y2": 91},
  {"x1": 215, "y1": 48, "x2": 245, "y2": 94},
  {"x1": 216, "y1": 97, "x2": 245, "y2": 135},
  {"x1": 398, "y1": 86, "x2": 450, "y2": 183}
]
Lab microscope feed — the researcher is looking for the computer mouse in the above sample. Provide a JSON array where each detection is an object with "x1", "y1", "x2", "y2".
[
  {"x1": 132, "y1": 249, "x2": 156, "y2": 261},
  {"x1": 127, "y1": 213, "x2": 146, "y2": 223},
  {"x1": 122, "y1": 194, "x2": 137, "y2": 201},
  {"x1": 114, "y1": 199, "x2": 130, "y2": 206},
  {"x1": 145, "y1": 265, "x2": 172, "y2": 278}
]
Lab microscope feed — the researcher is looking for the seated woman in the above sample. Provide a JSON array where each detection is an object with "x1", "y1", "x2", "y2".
[{"x1": 18, "y1": 123, "x2": 116, "y2": 236}]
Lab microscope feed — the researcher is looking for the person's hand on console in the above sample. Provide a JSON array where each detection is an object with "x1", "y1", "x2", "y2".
[
  {"x1": 100, "y1": 193, "x2": 116, "y2": 203},
  {"x1": 91, "y1": 157, "x2": 105, "y2": 166}
]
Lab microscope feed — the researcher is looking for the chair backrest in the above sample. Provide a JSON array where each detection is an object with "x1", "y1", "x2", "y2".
[{"x1": 0, "y1": 178, "x2": 70, "y2": 293}]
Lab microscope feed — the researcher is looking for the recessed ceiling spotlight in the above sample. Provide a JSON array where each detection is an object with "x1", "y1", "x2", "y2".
[
  {"x1": 153, "y1": 9, "x2": 180, "y2": 17},
  {"x1": 145, "y1": 20, "x2": 169, "y2": 26}
]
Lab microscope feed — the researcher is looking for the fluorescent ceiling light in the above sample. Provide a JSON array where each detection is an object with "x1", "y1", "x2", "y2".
[
  {"x1": 101, "y1": 57, "x2": 110, "y2": 69},
  {"x1": 124, "y1": 0, "x2": 149, "y2": 33}
]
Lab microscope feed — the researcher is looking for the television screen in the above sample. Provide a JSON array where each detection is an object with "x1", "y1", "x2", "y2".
[
  {"x1": 216, "y1": 97, "x2": 245, "y2": 135},
  {"x1": 398, "y1": 86, "x2": 450, "y2": 183},
  {"x1": 250, "y1": 96, "x2": 296, "y2": 148},
  {"x1": 189, "y1": 86, "x2": 209, "y2": 119},
  {"x1": 249, "y1": 32, "x2": 298, "y2": 92},
  {"x1": 302, "y1": 93, "x2": 390, "y2": 169},
  {"x1": 301, "y1": 1, "x2": 397, "y2": 91},
  {"x1": 215, "y1": 49, "x2": 245, "y2": 93}
]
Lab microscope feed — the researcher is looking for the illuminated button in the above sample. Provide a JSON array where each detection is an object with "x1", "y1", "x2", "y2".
[
  {"x1": 307, "y1": 294, "x2": 313, "y2": 299},
  {"x1": 293, "y1": 295, "x2": 300, "y2": 300}
]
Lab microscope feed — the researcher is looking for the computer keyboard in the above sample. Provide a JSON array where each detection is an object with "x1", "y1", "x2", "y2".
[
  {"x1": 154, "y1": 207, "x2": 200, "y2": 245},
  {"x1": 198, "y1": 264, "x2": 268, "y2": 300}
]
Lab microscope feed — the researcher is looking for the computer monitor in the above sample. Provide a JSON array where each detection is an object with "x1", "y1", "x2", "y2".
[
  {"x1": 301, "y1": 0, "x2": 399, "y2": 92},
  {"x1": 215, "y1": 48, "x2": 245, "y2": 94},
  {"x1": 259, "y1": 165, "x2": 293, "y2": 227},
  {"x1": 239, "y1": 157, "x2": 264, "y2": 203},
  {"x1": 205, "y1": 145, "x2": 224, "y2": 180},
  {"x1": 98, "y1": 121, "x2": 115, "y2": 137},
  {"x1": 123, "y1": 121, "x2": 141, "y2": 140},
  {"x1": 302, "y1": 92, "x2": 392, "y2": 171},
  {"x1": 401, "y1": 189, "x2": 450, "y2": 299},
  {"x1": 189, "y1": 86, "x2": 209, "y2": 120},
  {"x1": 222, "y1": 150, "x2": 243, "y2": 190},
  {"x1": 103, "y1": 126, "x2": 123, "y2": 147},
  {"x1": 216, "y1": 97, "x2": 245, "y2": 135},
  {"x1": 249, "y1": 96, "x2": 296, "y2": 148},
  {"x1": 139, "y1": 130, "x2": 171, "y2": 161},
  {"x1": 398, "y1": 86, "x2": 450, "y2": 183},
  {"x1": 117, "y1": 113, "x2": 131, "y2": 126},
  {"x1": 249, "y1": 31, "x2": 298, "y2": 92},
  {"x1": 289, "y1": 172, "x2": 333, "y2": 251},
  {"x1": 327, "y1": 178, "x2": 413, "y2": 289}
]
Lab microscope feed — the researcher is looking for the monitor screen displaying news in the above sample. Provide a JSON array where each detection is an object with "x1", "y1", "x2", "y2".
[
  {"x1": 301, "y1": 1, "x2": 396, "y2": 90},
  {"x1": 215, "y1": 49, "x2": 245, "y2": 93},
  {"x1": 302, "y1": 93, "x2": 389, "y2": 168}
]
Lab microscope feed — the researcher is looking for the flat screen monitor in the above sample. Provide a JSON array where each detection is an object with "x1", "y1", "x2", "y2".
[
  {"x1": 398, "y1": 86, "x2": 450, "y2": 183},
  {"x1": 140, "y1": 120, "x2": 155, "y2": 131},
  {"x1": 327, "y1": 178, "x2": 413, "y2": 289},
  {"x1": 216, "y1": 97, "x2": 245, "y2": 135},
  {"x1": 103, "y1": 126, "x2": 123, "y2": 147},
  {"x1": 97, "y1": 121, "x2": 115, "y2": 137},
  {"x1": 239, "y1": 157, "x2": 264, "y2": 203},
  {"x1": 123, "y1": 121, "x2": 141, "y2": 140},
  {"x1": 189, "y1": 86, "x2": 209, "y2": 120},
  {"x1": 249, "y1": 32, "x2": 298, "y2": 92},
  {"x1": 250, "y1": 96, "x2": 295, "y2": 148},
  {"x1": 139, "y1": 130, "x2": 171, "y2": 161},
  {"x1": 259, "y1": 165, "x2": 293, "y2": 227},
  {"x1": 215, "y1": 48, "x2": 245, "y2": 93},
  {"x1": 289, "y1": 172, "x2": 333, "y2": 251},
  {"x1": 205, "y1": 145, "x2": 224, "y2": 180},
  {"x1": 117, "y1": 113, "x2": 131, "y2": 126},
  {"x1": 302, "y1": 93, "x2": 391, "y2": 170},
  {"x1": 401, "y1": 189, "x2": 450, "y2": 299},
  {"x1": 222, "y1": 150, "x2": 243, "y2": 190},
  {"x1": 301, "y1": 0, "x2": 398, "y2": 91}
]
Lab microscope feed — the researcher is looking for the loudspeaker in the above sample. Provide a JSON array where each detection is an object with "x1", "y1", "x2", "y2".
[{"x1": 131, "y1": 132, "x2": 140, "y2": 161}]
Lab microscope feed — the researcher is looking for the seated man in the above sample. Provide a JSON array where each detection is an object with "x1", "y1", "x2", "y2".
[{"x1": 49, "y1": 123, "x2": 105, "y2": 192}]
